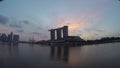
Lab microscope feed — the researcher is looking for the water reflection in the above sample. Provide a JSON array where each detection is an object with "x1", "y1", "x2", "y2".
[
  {"x1": 0, "y1": 42, "x2": 19, "y2": 57},
  {"x1": 0, "y1": 43, "x2": 120, "y2": 68},
  {"x1": 50, "y1": 46, "x2": 55, "y2": 60},
  {"x1": 0, "y1": 42, "x2": 19, "y2": 68},
  {"x1": 50, "y1": 46, "x2": 69, "y2": 63}
]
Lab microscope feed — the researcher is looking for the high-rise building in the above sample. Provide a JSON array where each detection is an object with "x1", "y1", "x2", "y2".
[
  {"x1": 8, "y1": 32, "x2": 19, "y2": 43},
  {"x1": 49, "y1": 26, "x2": 69, "y2": 41},
  {"x1": 0, "y1": 33, "x2": 8, "y2": 42},
  {"x1": 0, "y1": 33, "x2": 1, "y2": 40},
  {"x1": 13, "y1": 35, "x2": 19, "y2": 43},
  {"x1": 49, "y1": 29, "x2": 55, "y2": 41},
  {"x1": 8, "y1": 32, "x2": 13, "y2": 42},
  {"x1": 56, "y1": 28, "x2": 62, "y2": 40},
  {"x1": 0, "y1": 32, "x2": 19, "y2": 43},
  {"x1": 7, "y1": 34, "x2": 11, "y2": 42},
  {"x1": 63, "y1": 26, "x2": 68, "y2": 39}
]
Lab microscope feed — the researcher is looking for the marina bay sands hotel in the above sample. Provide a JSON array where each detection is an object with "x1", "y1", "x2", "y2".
[
  {"x1": 49, "y1": 26, "x2": 68, "y2": 41},
  {"x1": 49, "y1": 26, "x2": 82, "y2": 42}
]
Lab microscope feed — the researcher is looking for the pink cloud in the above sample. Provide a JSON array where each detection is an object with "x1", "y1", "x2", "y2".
[
  {"x1": 50, "y1": 10, "x2": 102, "y2": 37},
  {"x1": 0, "y1": 25, "x2": 15, "y2": 34},
  {"x1": 96, "y1": 0, "x2": 109, "y2": 3}
]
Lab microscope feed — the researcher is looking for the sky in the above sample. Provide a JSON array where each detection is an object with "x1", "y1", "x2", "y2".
[{"x1": 0, "y1": 0, "x2": 120, "y2": 41}]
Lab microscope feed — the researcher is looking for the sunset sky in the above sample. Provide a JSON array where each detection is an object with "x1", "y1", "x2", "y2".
[{"x1": 0, "y1": 0, "x2": 120, "y2": 41}]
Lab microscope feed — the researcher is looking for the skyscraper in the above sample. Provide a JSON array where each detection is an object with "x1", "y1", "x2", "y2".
[
  {"x1": 0, "y1": 33, "x2": 8, "y2": 42},
  {"x1": 13, "y1": 35, "x2": 19, "y2": 43},
  {"x1": 63, "y1": 26, "x2": 68, "y2": 39}
]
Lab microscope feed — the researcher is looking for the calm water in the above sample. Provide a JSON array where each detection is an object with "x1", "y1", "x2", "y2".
[{"x1": 0, "y1": 42, "x2": 120, "y2": 68}]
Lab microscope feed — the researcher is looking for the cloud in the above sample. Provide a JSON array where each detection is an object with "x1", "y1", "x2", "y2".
[
  {"x1": 96, "y1": 0, "x2": 109, "y2": 3},
  {"x1": 16, "y1": 29, "x2": 24, "y2": 33},
  {"x1": 0, "y1": 15, "x2": 9, "y2": 25},
  {"x1": 31, "y1": 32, "x2": 42, "y2": 35},
  {"x1": 9, "y1": 19, "x2": 31, "y2": 29},
  {"x1": 20, "y1": 20, "x2": 30, "y2": 24},
  {"x1": 0, "y1": 15, "x2": 42, "y2": 41},
  {"x1": 78, "y1": 28, "x2": 106, "y2": 40},
  {"x1": 9, "y1": 24, "x2": 22, "y2": 28},
  {"x1": 0, "y1": 25, "x2": 16, "y2": 34},
  {"x1": 0, "y1": 0, "x2": 3, "y2": 2},
  {"x1": 84, "y1": 28, "x2": 104, "y2": 33},
  {"x1": 50, "y1": 10, "x2": 101, "y2": 36},
  {"x1": 45, "y1": 10, "x2": 104, "y2": 40}
]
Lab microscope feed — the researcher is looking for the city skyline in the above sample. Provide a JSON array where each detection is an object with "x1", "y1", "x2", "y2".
[
  {"x1": 0, "y1": 32, "x2": 19, "y2": 42},
  {"x1": 0, "y1": 0, "x2": 120, "y2": 41}
]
